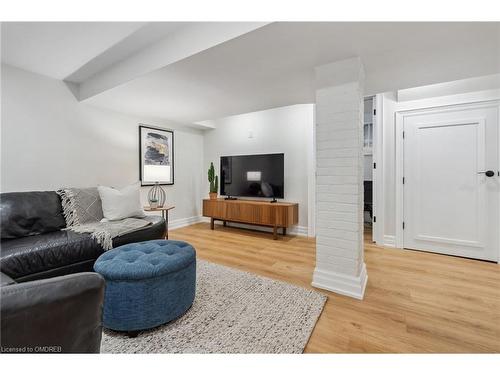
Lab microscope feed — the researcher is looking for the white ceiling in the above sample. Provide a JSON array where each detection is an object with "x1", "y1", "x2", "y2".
[
  {"x1": 2, "y1": 22, "x2": 500, "y2": 126},
  {"x1": 83, "y1": 22, "x2": 500, "y2": 123},
  {"x1": 1, "y1": 22, "x2": 145, "y2": 79}
]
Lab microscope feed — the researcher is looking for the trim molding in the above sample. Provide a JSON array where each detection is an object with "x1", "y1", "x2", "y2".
[
  {"x1": 312, "y1": 263, "x2": 368, "y2": 300},
  {"x1": 289, "y1": 225, "x2": 309, "y2": 237},
  {"x1": 383, "y1": 235, "x2": 396, "y2": 248},
  {"x1": 373, "y1": 93, "x2": 384, "y2": 245},
  {"x1": 168, "y1": 215, "x2": 203, "y2": 230}
]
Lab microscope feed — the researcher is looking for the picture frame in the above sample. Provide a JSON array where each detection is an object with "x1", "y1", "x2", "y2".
[{"x1": 139, "y1": 124, "x2": 174, "y2": 186}]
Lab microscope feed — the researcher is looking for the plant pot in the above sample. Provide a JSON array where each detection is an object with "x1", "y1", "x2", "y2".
[
  {"x1": 150, "y1": 201, "x2": 159, "y2": 209},
  {"x1": 209, "y1": 192, "x2": 218, "y2": 200}
]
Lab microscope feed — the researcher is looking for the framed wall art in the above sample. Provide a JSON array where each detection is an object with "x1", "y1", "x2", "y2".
[{"x1": 139, "y1": 125, "x2": 174, "y2": 186}]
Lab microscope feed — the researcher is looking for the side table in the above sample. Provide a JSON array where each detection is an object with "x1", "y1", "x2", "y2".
[{"x1": 143, "y1": 205, "x2": 175, "y2": 239}]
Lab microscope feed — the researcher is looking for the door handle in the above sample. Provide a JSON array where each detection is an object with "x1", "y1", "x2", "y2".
[{"x1": 477, "y1": 170, "x2": 495, "y2": 177}]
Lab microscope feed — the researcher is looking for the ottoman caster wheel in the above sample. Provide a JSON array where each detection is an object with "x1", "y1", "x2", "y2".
[{"x1": 127, "y1": 331, "x2": 140, "y2": 338}]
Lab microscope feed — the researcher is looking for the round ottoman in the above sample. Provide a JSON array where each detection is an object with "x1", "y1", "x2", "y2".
[{"x1": 94, "y1": 239, "x2": 196, "y2": 334}]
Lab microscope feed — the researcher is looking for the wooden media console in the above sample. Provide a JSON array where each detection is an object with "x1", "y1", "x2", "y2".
[{"x1": 202, "y1": 198, "x2": 299, "y2": 240}]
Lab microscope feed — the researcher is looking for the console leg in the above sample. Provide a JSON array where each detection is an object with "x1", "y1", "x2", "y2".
[
  {"x1": 210, "y1": 218, "x2": 214, "y2": 230},
  {"x1": 283, "y1": 227, "x2": 287, "y2": 236},
  {"x1": 165, "y1": 211, "x2": 169, "y2": 240},
  {"x1": 223, "y1": 221, "x2": 227, "y2": 227},
  {"x1": 273, "y1": 226, "x2": 277, "y2": 240}
]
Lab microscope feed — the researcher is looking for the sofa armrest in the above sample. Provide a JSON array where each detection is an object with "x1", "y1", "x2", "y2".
[{"x1": 1, "y1": 272, "x2": 105, "y2": 353}]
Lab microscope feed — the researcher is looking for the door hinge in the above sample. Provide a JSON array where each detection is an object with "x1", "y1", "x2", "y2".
[
  {"x1": 373, "y1": 162, "x2": 376, "y2": 169},
  {"x1": 402, "y1": 222, "x2": 405, "y2": 230},
  {"x1": 402, "y1": 131, "x2": 405, "y2": 139},
  {"x1": 373, "y1": 216, "x2": 376, "y2": 223},
  {"x1": 403, "y1": 177, "x2": 405, "y2": 184},
  {"x1": 373, "y1": 109, "x2": 376, "y2": 116}
]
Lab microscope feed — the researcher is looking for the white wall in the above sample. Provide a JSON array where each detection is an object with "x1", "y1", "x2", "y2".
[
  {"x1": 379, "y1": 85, "x2": 500, "y2": 245},
  {"x1": 1, "y1": 64, "x2": 204, "y2": 224},
  {"x1": 202, "y1": 104, "x2": 315, "y2": 235}
]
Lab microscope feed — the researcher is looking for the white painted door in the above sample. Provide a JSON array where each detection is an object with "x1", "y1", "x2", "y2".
[{"x1": 403, "y1": 103, "x2": 499, "y2": 261}]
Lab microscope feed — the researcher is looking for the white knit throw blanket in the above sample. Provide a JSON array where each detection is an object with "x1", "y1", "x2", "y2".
[
  {"x1": 69, "y1": 218, "x2": 152, "y2": 250},
  {"x1": 58, "y1": 188, "x2": 151, "y2": 250}
]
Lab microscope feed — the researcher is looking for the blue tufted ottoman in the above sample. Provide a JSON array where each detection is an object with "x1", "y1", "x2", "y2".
[{"x1": 94, "y1": 239, "x2": 196, "y2": 335}]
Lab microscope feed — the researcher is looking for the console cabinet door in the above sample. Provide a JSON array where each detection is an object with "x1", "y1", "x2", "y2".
[
  {"x1": 274, "y1": 206, "x2": 290, "y2": 227},
  {"x1": 226, "y1": 202, "x2": 275, "y2": 226},
  {"x1": 203, "y1": 200, "x2": 226, "y2": 218}
]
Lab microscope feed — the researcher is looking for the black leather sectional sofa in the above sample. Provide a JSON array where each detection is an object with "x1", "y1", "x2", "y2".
[
  {"x1": 1, "y1": 272, "x2": 105, "y2": 353},
  {"x1": 0, "y1": 191, "x2": 166, "y2": 282},
  {"x1": 0, "y1": 190, "x2": 166, "y2": 353}
]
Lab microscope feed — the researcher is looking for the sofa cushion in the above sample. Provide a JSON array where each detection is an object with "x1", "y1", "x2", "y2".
[
  {"x1": 0, "y1": 191, "x2": 67, "y2": 239},
  {"x1": 0, "y1": 230, "x2": 104, "y2": 280}
]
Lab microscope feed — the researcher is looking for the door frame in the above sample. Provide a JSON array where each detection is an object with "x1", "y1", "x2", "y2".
[
  {"x1": 373, "y1": 94, "x2": 384, "y2": 245},
  {"x1": 394, "y1": 100, "x2": 500, "y2": 261},
  {"x1": 363, "y1": 94, "x2": 384, "y2": 245}
]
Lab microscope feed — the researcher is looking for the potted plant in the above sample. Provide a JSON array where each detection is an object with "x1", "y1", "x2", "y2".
[
  {"x1": 208, "y1": 162, "x2": 219, "y2": 200},
  {"x1": 149, "y1": 197, "x2": 159, "y2": 209}
]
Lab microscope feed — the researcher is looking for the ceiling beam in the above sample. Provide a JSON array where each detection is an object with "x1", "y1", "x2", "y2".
[{"x1": 70, "y1": 22, "x2": 269, "y2": 101}]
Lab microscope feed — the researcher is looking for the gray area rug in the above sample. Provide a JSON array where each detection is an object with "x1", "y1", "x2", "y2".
[{"x1": 101, "y1": 260, "x2": 327, "y2": 353}]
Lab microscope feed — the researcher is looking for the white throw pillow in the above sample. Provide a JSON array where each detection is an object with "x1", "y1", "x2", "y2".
[{"x1": 97, "y1": 182, "x2": 145, "y2": 221}]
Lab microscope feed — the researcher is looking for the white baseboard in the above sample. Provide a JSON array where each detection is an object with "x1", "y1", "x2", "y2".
[
  {"x1": 168, "y1": 215, "x2": 203, "y2": 230},
  {"x1": 383, "y1": 235, "x2": 396, "y2": 248},
  {"x1": 311, "y1": 262, "x2": 368, "y2": 300},
  {"x1": 288, "y1": 225, "x2": 308, "y2": 236}
]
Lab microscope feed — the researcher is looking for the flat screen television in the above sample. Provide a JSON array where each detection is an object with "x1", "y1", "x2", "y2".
[{"x1": 220, "y1": 153, "x2": 284, "y2": 199}]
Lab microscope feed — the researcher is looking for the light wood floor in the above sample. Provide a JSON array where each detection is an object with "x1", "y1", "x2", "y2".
[{"x1": 170, "y1": 222, "x2": 500, "y2": 353}]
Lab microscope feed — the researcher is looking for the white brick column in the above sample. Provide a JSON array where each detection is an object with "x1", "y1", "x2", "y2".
[{"x1": 311, "y1": 57, "x2": 368, "y2": 300}]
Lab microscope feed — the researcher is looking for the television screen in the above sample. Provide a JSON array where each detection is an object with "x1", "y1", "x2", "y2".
[{"x1": 220, "y1": 153, "x2": 284, "y2": 199}]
